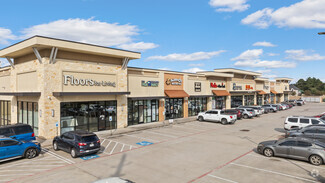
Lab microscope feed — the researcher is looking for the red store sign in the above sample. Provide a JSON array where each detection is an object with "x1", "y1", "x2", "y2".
[
  {"x1": 210, "y1": 82, "x2": 226, "y2": 88},
  {"x1": 245, "y1": 85, "x2": 254, "y2": 90}
]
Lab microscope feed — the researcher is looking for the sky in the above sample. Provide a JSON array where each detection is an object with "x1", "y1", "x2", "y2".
[{"x1": 1, "y1": 0, "x2": 325, "y2": 83}]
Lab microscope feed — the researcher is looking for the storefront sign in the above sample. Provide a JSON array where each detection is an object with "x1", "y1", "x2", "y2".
[
  {"x1": 210, "y1": 82, "x2": 225, "y2": 88},
  {"x1": 63, "y1": 75, "x2": 116, "y2": 87},
  {"x1": 166, "y1": 78, "x2": 182, "y2": 85},
  {"x1": 141, "y1": 80, "x2": 159, "y2": 87},
  {"x1": 263, "y1": 85, "x2": 269, "y2": 90},
  {"x1": 245, "y1": 85, "x2": 254, "y2": 90},
  {"x1": 195, "y1": 82, "x2": 201, "y2": 92},
  {"x1": 233, "y1": 83, "x2": 242, "y2": 90}
]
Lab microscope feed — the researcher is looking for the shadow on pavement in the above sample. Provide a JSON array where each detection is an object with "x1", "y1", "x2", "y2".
[{"x1": 274, "y1": 128, "x2": 286, "y2": 133}]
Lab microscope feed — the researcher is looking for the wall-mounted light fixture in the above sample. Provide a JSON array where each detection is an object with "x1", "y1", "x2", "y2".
[
  {"x1": 40, "y1": 110, "x2": 42, "y2": 117},
  {"x1": 51, "y1": 109, "x2": 55, "y2": 117}
]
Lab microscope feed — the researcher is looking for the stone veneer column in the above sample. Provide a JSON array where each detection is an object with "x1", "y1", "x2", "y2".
[
  {"x1": 116, "y1": 95, "x2": 128, "y2": 128},
  {"x1": 280, "y1": 94, "x2": 284, "y2": 103},
  {"x1": 11, "y1": 97, "x2": 18, "y2": 124},
  {"x1": 242, "y1": 95, "x2": 245, "y2": 106},
  {"x1": 158, "y1": 99, "x2": 165, "y2": 121},
  {"x1": 262, "y1": 95, "x2": 265, "y2": 105},
  {"x1": 183, "y1": 97, "x2": 188, "y2": 118},
  {"x1": 207, "y1": 97, "x2": 212, "y2": 110},
  {"x1": 254, "y1": 93, "x2": 257, "y2": 105},
  {"x1": 226, "y1": 95, "x2": 231, "y2": 109}
]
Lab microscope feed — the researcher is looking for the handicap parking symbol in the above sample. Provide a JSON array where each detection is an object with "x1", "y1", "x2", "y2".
[
  {"x1": 136, "y1": 141, "x2": 154, "y2": 146},
  {"x1": 80, "y1": 154, "x2": 100, "y2": 160}
]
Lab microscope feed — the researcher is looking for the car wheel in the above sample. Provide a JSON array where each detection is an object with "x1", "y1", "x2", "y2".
[
  {"x1": 70, "y1": 148, "x2": 77, "y2": 158},
  {"x1": 198, "y1": 116, "x2": 204, "y2": 122},
  {"x1": 244, "y1": 114, "x2": 248, "y2": 119},
  {"x1": 53, "y1": 141, "x2": 59, "y2": 151},
  {"x1": 221, "y1": 118, "x2": 227, "y2": 125},
  {"x1": 270, "y1": 109, "x2": 274, "y2": 112},
  {"x1": 263, "y1": 148, "x2": 274, "y2": 157},
  {"x1": 309, "y1": 155, "x2": 323, "y2": 166},
  {"x1": 25, "y1": 148, "x2": 38, "y2": 159}
]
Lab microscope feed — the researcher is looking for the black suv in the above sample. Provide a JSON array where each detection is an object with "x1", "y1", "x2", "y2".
[
  {"x1": 285, "y1": 125, "x2": 325, "y2": 143},
  {"x1": 53, "y1": 131, "x2": 100, "y2": 158}
]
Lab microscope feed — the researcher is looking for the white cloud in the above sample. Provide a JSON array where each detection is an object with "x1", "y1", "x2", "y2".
[
  {"x1": 231, "y1": 49, "x2": 263, "y2": 61},
  {"x1": 0, "y1": 28, "x2": 17, "y2": 45},
  {"x1": 189, "y1": 63, "x2": 205, "y2": 67},
  {"x1": 232, "y1": 49, "x2": 296, "y2": 68},
  {"x1": 147, "y1": 50, "x2": 225, "y2": 61},
  {"x1": 242, "y1": 0, "x2": 325, "y2": 29},
  {"x1": 209, "y1": 0, "x2": 250, "y2": 12},
  {"x1": 255, "y1": 69, "x2": 277, "y2": 78},
  {"x1": 182, "y1": 67, "x2": 205, "y2": 73},
  {"x1": 285, "y1": 49, "x2": 325, "y2": 61},
  {"x1": 267, "y1": 53, "x2": 279, "y2": 56},
  {"x1": 118, "y1": 42, "x2": 159, "y2": 52},
  {"x1": 253, "y1": 41, "x2": 276, "y2": 47},
  {"x1": 13, "y1": 18, "x2": 157, "y2": 52},
  {"x1": 0, "y1": 58, "x2": 10, "y2": 67}
]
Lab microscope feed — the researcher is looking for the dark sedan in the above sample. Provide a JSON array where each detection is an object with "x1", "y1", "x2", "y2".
[
  {"x1": 53, "y1": 130, "x2": 101, "y2": 158},
  {"x1": 257, "y1": 137, "x2": 325, "y2": 165},
  {"x1": 223, "y1": 109, "x2": 242, "y2": 120},
  {"x1": 285, "y1": 125, "x2": 325, "y2": 143}
]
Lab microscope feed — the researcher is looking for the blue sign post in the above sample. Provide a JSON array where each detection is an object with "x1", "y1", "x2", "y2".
[{"x1": 136, "y1": 141, "x2": 154, "y2": 146}]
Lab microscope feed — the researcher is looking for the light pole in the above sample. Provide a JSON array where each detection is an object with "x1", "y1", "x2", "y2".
[{"x1": 318, "y1": 32, "x2": 325, "y2": 35}]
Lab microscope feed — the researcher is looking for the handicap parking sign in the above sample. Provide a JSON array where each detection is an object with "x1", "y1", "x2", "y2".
[
  {"x1": 80, "y1": 154, "x2": 100, "y2": 160},
  {"x1": 136, "y1": 141, "x2": 154, "y2": 146}
]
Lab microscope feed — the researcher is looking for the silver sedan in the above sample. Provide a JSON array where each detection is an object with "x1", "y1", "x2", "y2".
[{"x1": 257, "y1": 137, "x2": 325, "y2": 166}]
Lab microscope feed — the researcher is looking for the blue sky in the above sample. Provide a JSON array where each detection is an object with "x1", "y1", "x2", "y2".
[{"x1": 1, "y1": 0, "x2": 325, "y2": 83}]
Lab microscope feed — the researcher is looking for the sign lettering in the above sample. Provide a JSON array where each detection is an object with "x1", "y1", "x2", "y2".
[
  {"x1": 166, "y1": 78, "x2": 182, "y2": 85},
  {"x1": 210, "y1": 82, "x2": 226, "y2": 88},
  {"x1": 195, "y1": 82, "x2": 201, "y2": 92},
  {"x1": 141, "y1": 80, "x2": 159, "y2": 87},
  {"x1": 233, "y1": 83, "x2": 242, "y2": 90},
  {"x1": 63, "y1": 75, "x2": 116, "y2": 87}
]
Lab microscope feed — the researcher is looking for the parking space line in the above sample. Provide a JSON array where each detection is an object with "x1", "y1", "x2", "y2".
[
  {"x1": 247, "y1": 154, "x2": 325, "y2": 170},
  {"x1": 0, "y1": 173, "x2": 32, "y2": 176},
  {"x1": 109, "y1": 142, "x2": 118, "y2": 155},
  {"x1": 42, "y1": 149, "x2": 75, "y2": 164},
  {"x1": 207, "y1": 174, "x2": 238, "y2": 183},
  {"x1": 0, "y1": 156, "x2": 52, "y2": 170},
  {"x1": 124, "y1": 134, "x2": 159, "y2": 142},
  {"x1": 0, "y1": 169, "x2": 49, "y2": 172},
  {"x1": 100, "y1": 140, "x2": 112, "y2": 153},
  {"x1": 172, "y1": 125, "x2": 203, "y2": 131},
  {"x1": 230, "y1": 163, "x2": 318, "y2": 183},
  {"x1": 145, "y1": 130, "x2": 178, "y2": 138},
  {"x1": 121, "y1": 144, "x2": 125, "y2": 152}
]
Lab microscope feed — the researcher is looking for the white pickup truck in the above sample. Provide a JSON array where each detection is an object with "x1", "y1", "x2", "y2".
[{"x1": 197, "y1": 110, "x2": 237, "y2": 125}]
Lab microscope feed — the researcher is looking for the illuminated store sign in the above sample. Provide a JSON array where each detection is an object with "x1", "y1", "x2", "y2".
[
  {"x1": 210, "y1": 82, "x2": 225, "y2": 88},
  {"x1": 245, "y1": 85, "x2": 254, "y2": 90},
  {"x1": 166, "y1": 78, "x2": 182, "y2": 85},
  {"x1": 141, "y1": 80, "x2": 159, "y2": 87},
  {"x1": 233, "y1": 83, "x2": 254, "y2": 91},
  {"x1": 63, "y1": 75, "x2": 116, "y2": 87}
]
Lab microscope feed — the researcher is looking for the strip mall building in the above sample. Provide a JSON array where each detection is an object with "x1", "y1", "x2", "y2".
[{"x1": 0, "y1": 36, "x2": 292, "y2": 139}]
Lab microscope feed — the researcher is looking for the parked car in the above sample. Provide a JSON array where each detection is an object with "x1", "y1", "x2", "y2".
[
  {"x1": 223, "y1": 109, "x2": 242, "y2": 120},
  {"x1": 285, "y1": 125, "x2": 325, "y2": 143},
  {"x1": 284, "y1": 116, "x2": 325, "y2": 130},
  {"x1": 238, "y1": 106, "x2": 261, "y2": 117},
  {"x1": 314, "y1": 112, "x2": 325, "y2": 118},
  {"x1": 288, "y1": 100, "x2": 297, "y2": 105},
  {"x1": 197, "y1": 110, "x2": 237, "y2": 124},
  {"x1": 0, "y1": 124, "x2": 35, "y2": 141},
  {"x1": 237, "y1": 108, "x2": 255, "y2": 119},
  {"x1": 296, "y1": 99, "x2": 305, "y2": 106},
  {"x1": 257, "y1": 137, "x2": 325, "y2": 165},
  {"x1": 53, "y1": 130, "x2": 101, "y2": 158},
  {"x1": 262, "y1": 104, "x2": 277, "y2": 113},
  {"x1": 0, "y1": 136, "x2": 41, "y2": 162},
  {"x1": 279, "y1": 104, "x2": 288, "y2": 110}
]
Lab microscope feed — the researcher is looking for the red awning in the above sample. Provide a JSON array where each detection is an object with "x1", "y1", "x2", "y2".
[
  {"x1": 165, "y1": 90, "x2": 190, "y2": 98},
  {"x1": 257, "y1": 90, "x2": 267, "y2": 95},
  {"x1": 212, "y1": 90, "x2": 230, "y2": 96},
  {"x1": 270, "y1": 90, "x2": 278, "y2": 94}
]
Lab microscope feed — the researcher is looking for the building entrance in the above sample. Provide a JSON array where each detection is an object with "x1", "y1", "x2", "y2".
[{"x1": 165, "y1": 98, "x2": 183, "y2": 120}]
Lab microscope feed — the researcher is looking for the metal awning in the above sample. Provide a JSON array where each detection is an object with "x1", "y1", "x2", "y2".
[
  {"x1": 257, "y1": 90, "x2": 267, "y2": 95},
  {"x1": 165, "y1": 90, "x2": 190, "y2": 98},
  {"x1": 270, "y1": 90, "x2": 278, "y2": 94},
  {"x1": 53, "y1": 92, "x2": 130, "y2": 97},
  {"x1": 212, "y1": 90, "x2": 230, "y2": 96},
  {"x1": 0, "y1": 92, "x2": 41, "y2": 96}
]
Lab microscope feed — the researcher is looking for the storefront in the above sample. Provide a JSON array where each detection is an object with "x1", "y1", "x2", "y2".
[
  {"x1": 0, "y1": 100, "x2": 11, "y2": 127},
  {"x1": 264, "y1": 94, "x2": 270, "y2": 104},
  {"x1": 188, "y1": 97, "x2": 207, "y2": 116},
  {"x1": 244, "y1": 95, "x2": 255, "y2": 106},
  {"x1": 165, "y1": 98, "x2": 184, "y2": 119},
  {"x1": 127, "y1": 99, "x2": 159, "y2": 125},
  {"x1": 231, "y1": 96, "x2": 243, "y2": 108},
  {"x1": 18, "y1": 101, "x2": 38, "y2": 135},
  {"x1": 212, "y1": 90, "x2": 229, "y2": 109}
]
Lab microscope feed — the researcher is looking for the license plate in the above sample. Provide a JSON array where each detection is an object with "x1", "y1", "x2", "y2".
[{"x1": 90, "y1": 143, "x2": 94, "y2": 147}]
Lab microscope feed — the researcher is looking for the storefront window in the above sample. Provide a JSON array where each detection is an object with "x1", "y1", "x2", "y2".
[
  {"x1": 165, "y1": 98, "x2": 183, "y2": 120},
  {"x1": 0, "y1": 101, "x2": 11, "y2": 126},
  {"x1": 264, "y1": 95, "x2": 270, "y2": 104},
  {"x1": 231, "y1": 96, "x2": 242, "y2": 108},
  {"x1": 244, "y1": 95, "x2": 254, "y2": 106},
  {"x1": 17, "y1": 101, "x2": 38, "y2": 136},
  {"x1": 213, "y1": 96, "x2": 225, "y2": 109},
  {"x1": 271, "y1": 93, "x2": 275, "y2": 103},
  {"x1": 276, "y1": 94, "x2": 281, "y2": 103},
  {"x1": 128, "y1": 99, "x2": 159, "y2": 126},
  {"x1": 61, "y1": 101, "x2": 117, "y2": 134},
  {"x1": 257, "y1": 95, "x2": 263, "y2": 106},
  {"x1": 284, "y1": 94, "x2": 288, "y2": 101},
  {"x1": 188, "y1": 97, "x2": 207, "y2": 116}
]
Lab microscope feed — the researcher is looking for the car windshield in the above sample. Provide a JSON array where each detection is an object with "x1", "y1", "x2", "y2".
[
  {"x1": 315, "y1": 142, "x2": 325, "y2": 148},
  {"x1": 81, "y1": 135, "x2": 98, "y2": 142}
]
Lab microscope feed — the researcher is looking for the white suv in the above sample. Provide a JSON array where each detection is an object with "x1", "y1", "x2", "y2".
[{"x1": 284, "y1": 116, "x2": 325, "y2": 130}]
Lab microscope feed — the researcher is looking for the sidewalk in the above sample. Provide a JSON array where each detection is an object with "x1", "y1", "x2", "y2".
[{"x1": 38, "y1": 116, "x2": 197, "y2": 148}]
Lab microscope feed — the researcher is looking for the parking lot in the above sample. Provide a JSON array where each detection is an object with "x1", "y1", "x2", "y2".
[{"x1": 1, "y1": 103, "x2": 325, "y2": 183}]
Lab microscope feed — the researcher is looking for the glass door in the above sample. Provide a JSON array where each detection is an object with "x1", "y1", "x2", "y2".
[{"x1": 98, "y1": 102, "x2": 106, "y2": 131}]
